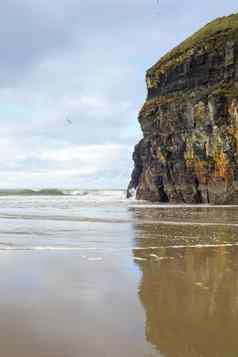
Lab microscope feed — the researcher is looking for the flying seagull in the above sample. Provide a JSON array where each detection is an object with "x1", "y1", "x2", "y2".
[{"x1": 66, "y1": 116, "x2": 72, "y2": 125}]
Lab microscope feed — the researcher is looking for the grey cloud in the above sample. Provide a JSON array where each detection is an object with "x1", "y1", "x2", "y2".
[{"x1": 0, "y1": 0, "x2": 80, "y2": 84}]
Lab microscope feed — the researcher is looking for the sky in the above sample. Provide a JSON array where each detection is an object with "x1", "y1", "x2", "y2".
[{"x1": 0, "y1": 0, "x2": 237, "y2": 189}]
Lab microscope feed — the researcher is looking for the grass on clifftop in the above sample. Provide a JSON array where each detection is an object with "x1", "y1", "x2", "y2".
[{"x1": 151, "y1": 13, "x2": 238, "y2": 71}]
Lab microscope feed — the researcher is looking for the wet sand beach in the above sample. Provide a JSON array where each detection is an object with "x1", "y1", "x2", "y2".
[{"x1": 0, "y1": 192, "x2": 238, "y2": 356}]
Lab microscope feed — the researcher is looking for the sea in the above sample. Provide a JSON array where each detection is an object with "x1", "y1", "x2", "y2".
[{"x1": 0, "y1": 188, "x2": 238, "y2": 357}]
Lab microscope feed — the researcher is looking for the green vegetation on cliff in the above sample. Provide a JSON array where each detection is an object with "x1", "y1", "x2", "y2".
[{"x1": 149, "y1": 13, "x2": 238, "y2": 74}]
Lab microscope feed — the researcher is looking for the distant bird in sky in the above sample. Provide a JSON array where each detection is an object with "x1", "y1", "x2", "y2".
[{"x1": 66, "y1": 116, "x2": 72, "y2": 125}]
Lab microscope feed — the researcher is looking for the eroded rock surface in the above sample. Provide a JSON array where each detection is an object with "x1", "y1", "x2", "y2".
[{"x1": 128, "y1": 14, "x2": 238, "y2": 204}]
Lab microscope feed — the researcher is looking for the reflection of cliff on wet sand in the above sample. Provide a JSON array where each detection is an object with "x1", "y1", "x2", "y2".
[{"x1": 132, "y1": 206, "x2": 238, "y2": 357}]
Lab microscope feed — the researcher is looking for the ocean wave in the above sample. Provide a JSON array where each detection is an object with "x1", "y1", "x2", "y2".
[
  {"x1": 0, "y1": 189, "x2": 126, "y2": 199},
  {"x1": 0, "y1": 212, "x2": 130, "y2": 223}
]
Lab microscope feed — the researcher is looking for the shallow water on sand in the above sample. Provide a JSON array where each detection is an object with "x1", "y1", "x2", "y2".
[{"x1": 0, "y1": 191, "x2": 238, "y2": 356}]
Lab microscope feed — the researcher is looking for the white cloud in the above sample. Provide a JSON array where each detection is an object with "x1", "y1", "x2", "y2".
[{"x1": 0, "y1": 139, "x2": 133, "y2": 188}]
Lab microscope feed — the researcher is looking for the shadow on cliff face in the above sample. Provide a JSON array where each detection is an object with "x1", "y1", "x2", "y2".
[{"x1": 131, "y1": 206, "x2": 238, "y2": 357}]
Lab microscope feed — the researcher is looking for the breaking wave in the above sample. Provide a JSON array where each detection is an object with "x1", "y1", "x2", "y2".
[
  {"x1": 0, "y1": 188, "x2": 125, "y2": 196},
  {"x1": 0, "y1": 189, "x2": 128, "y2": 202}
]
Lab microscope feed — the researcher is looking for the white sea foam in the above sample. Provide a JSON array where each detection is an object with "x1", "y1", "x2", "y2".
[
  {"x1": 130, "y1": 203, "x2": 238, "y2": 208},
  {"x1": 87, "y1": 257, "x2": 103, "y2": 261},
  {"x1": 64, "y1": 189, "x2": 127, "y2": 202},
  {"x1": 0, "y1": 242, "x2": 237, "y2": 252},
  {"x1": 137, "y1": 221, "x2": 238, "y2": 227}
]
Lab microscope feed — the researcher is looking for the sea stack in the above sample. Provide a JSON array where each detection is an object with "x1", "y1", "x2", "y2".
[{"x1": 128, "y1": 14, "x2": 238, "y2": 204}]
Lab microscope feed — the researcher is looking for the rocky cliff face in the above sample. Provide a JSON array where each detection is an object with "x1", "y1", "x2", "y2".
[{"x1": 128, "y1": 14, "x2": 238, "y2": 204}]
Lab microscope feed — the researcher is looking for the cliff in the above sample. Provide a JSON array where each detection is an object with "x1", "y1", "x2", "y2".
[{"x1": 128, "y1": 13, "x2": 238, "y2": 204}]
